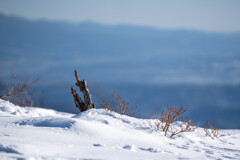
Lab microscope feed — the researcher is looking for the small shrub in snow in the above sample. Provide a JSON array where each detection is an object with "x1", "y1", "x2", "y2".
[
  {"x1": 100, "y1": 91, "x2": 141, "y2": 117},
  {"x1": 0, "y1": 73, "x2": 39, "y2": 107},
  {"x1": 100, "y1": 100, "x2": 113, "y2": 112},
  {"x1": 204, "y1": 120, "x2": 231, "y2": 138},
  {"x1": 155, "y1": 105, "x2": 197, "y2": 138}
]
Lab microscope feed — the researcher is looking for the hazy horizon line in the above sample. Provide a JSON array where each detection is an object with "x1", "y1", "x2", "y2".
[{"x1": 1, "y1": 10, "x2": 240, "y2": 35}]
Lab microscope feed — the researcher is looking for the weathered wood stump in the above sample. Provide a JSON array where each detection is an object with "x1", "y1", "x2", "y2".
[{"x1": 71, "y1": 70, "x2": 95, "y2": 112}]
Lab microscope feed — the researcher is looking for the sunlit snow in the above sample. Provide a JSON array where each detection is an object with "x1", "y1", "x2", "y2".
[{"x1": 0, "y1": 99, "x2": 239, "y2": 159}]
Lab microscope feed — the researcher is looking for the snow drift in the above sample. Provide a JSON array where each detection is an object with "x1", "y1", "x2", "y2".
[{"x1": 0, "y1": 99, "x2": 239, "y2": 160}]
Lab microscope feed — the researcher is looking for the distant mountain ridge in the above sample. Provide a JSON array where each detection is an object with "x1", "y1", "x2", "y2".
[{"x1": 1, "y1": 13, "x2": 240, "y2": 85}]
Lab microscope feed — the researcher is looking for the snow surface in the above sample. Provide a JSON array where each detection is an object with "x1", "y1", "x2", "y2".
[{"x1": 0, "y1": 99, "x2": 239, "y2": 160}]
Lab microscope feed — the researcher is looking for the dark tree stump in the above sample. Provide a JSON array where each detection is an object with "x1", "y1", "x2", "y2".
[{"x1": 71, "y1": 70, "x2": 95, "y2": 112}]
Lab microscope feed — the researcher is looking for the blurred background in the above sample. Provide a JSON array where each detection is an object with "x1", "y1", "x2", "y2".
[{"x1": 0, "y1": 0, "x2": 240, "y2": 128}]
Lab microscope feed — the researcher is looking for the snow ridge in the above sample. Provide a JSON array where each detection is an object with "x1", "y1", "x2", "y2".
[{"x1": 0, "y1": 99, "x2": 239, "y2": 160}]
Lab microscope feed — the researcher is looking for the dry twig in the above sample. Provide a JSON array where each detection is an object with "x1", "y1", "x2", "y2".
[
  {"x1": 155, "y1": 105, "x2": 196, "y2": 138},
  {"x1": 0, "y1": 73, "x2": 39, "y2": 107},
  {"x1": 205, "y1": 120, "x2": 230, "y2": 138},
  {"x1": 99, "y1": 91, "x2": 141, "y2": 117},
  {"x1": 0, "y1": 73, "x2": 39, "y2": 100}
]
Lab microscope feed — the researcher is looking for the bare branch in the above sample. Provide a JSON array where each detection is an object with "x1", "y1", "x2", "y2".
[
  {"x1": 0, "y1": 73, "x2": 39, "y2": 99},
  {"x1": 169, "y1": 117, "x2": 197, "y2": 138},
  {"x1": 98, "y1": 91, "x2": 141, "y2": 118},
  {"x1": 155, "y1": 105, "x2": 196, "y2": 138},
  {"x1": 205, "y1": 120, "x2": 230, "y2": 138}
]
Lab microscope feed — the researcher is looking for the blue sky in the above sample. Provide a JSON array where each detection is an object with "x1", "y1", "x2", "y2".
[{"x1": 0, "y1": 0, "x2": 240, "y2": 32}]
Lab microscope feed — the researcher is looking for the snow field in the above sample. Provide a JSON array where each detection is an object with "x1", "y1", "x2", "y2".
[{"x1": 0, "y1": 99, "x2": 239, "y2": 160}]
